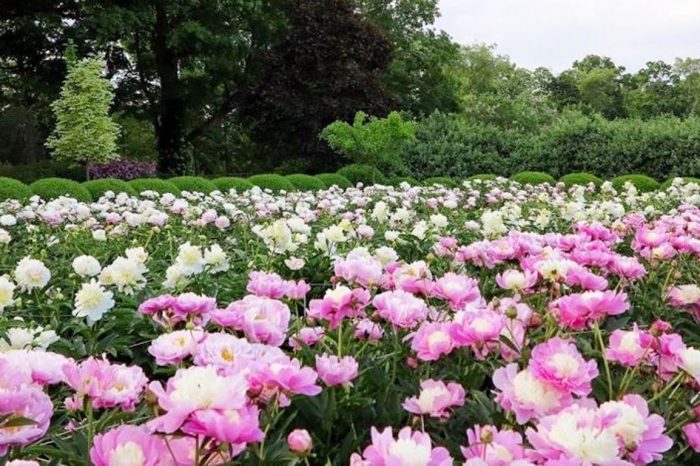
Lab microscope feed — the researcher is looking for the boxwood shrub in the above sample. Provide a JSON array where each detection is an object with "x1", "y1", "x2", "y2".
[
  {"x1": 82, "y1": 179, "x2": 137, "y2": 198},
  {"x1": 169, "y1": 176, "x2": 217, "y2": 194},
  {"x1": 248, "y1": 174, "x2": 295, "y2": 192},
  {"x1": 466, "y1": 174, "x2": 497, "y2": 181},
  {"x1": 316, "y1": 173, "x2": 352, "y2": 189},
  {"x1": 423, "y1": 176, "x2": 457, "y2": 187},
  {"x1": 559, "y1": 172, "x2": 603, "y2": 187},
  {"x1": 0, "y1": 177, "x2": 32, "y2": 202},
  {"x1": 336, "y1": 164, "x2": 387, "y2": 186},
  {"x1": 212, "y1": 177, "x2": 254, "y2": 193},
  {"x1": 389, "y1": 176, "x2": 419, "y2": 186},
  {"x1": 510, "y1": 171, "x2": 556, "y2": 185},
  {"x1": 286, "y1": 174, "x2": 326, "y2": 191},
  {"x1": 611, "y1": 174, "x2": 660, "y2": 193},
  {"x1": 30, "y1": 178, "x2": 92, "y2": 202},
  {"x1": 129, "y1": 178, "x2": 182, "y2": 196}
]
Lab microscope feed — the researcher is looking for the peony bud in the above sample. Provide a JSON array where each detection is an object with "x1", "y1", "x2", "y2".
[{"x1": 287, "y1": 429, "x2": 312, "y2": 454}]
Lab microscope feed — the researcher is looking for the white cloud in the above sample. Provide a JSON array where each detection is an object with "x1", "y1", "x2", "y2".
[{"x1": 436, "y1": 0, "x2": 700, "y2": 72}]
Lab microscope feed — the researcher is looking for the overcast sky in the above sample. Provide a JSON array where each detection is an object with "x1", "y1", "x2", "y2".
[{"x1": 436, "y1": 0, "x2": 700, "y2": 72}]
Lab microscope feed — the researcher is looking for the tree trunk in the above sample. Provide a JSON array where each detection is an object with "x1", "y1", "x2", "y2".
[{"x1": 152, "y1": 0, "x2": 189, "y2": 175}]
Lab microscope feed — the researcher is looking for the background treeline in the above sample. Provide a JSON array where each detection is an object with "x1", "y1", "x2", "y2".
[{"x1": 2, "y1": 1, "x2": 700, "y2": 179}]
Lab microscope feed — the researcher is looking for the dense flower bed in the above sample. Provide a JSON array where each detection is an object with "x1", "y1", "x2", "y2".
[{"x1": 0, "y1": 177, "x2": 700, "y2": 465}]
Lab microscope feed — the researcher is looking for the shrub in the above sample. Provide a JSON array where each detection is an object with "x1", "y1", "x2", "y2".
[
  {"x1": 0, "y1": 160, "x2": 85, "y2": 183},
  {"x1": 0, "y1": 178, "x2": 32, "y2": 202},
  {"x1": 316, "y1": 173, "x2": 352, "y2": 189},
  {"x1": 336, "y1": 164, "x2": 387, "y2": 185},
  {"x1": 389, "y1": 176, "x2": 419, "y2": 186},
  {"x1": 247, "y1": 174, "x2": 296, "y2": 192},
  {"x1": 560, "y1": 173, "x2": 603, "y2": 187},
  {"x1": 466, "y1": 174, "x2": 497, "y2": 181},
  {"x1": 169, "y1": 176, "x2": 217, "y2": 194},
  {"x1": 423, "y1": 176, "x2": 457, "y2": 187},
  {"x1": 510, "y1": 171, "x2": 556, "y2": 185},
  {"x1": 611, "y1": 175, "x2": 660, "y2": 193},
  {"x1": 129, "y1": 178, "x2": 181, "y2": 196},
  {"x1": 661, "y1": 177, "x2": 700, "y2": 189},
  {"x1": 212, "y1": 177, "x2": 254, "y2": 193},
  {"x1": 88, "y1": 160, "x2": 157, "y2": 180},
  {"x1": 82, "y1": 179, "x2": 136, "y2": 198},
  {"x1": 30, "y1": 178, "x2": 92, "y2": 202},
  {"x1": 286, "y1": 174, "x2": 327, "y2": 191}
]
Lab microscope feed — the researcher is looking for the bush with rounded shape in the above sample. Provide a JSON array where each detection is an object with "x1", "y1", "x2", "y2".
[
  {"x1": 82, "y1": 179, "x2": 136, "y2": 198},
  {"x1": 336, "y1": 164, "x2": 387, "y2": 186},
  {"x1": 466, "y1": 174, "x2": 497, "y2": 181},
  {"x1": 0, "y1": 177, "x2": 32, "y2": 201},
  {"x1": 423, "y1": 176, "x2": 457, "y2": 187},
  {"x1": 248, "y1": 174, "x2": 296, "y2": 192},
  {"x1": 213, "y1": 177, "x2": 254, "y2": 193},
  {"x1": 30, "y1": 178, "x2": 92, "y2": 202},
  {"x1": 129, "y1": 178, "x2": 182, "y2": 196},
  {"x1": 169, "y1": 176, "x2": 217, "y2": 194},
  {"x1": 559, "y1": 173, "x2": 603, "y2": 187},
  {"x1": 286, "y1": 174, "x2": 327, "y2": 191},
  {"x1": 611, "y1": 174, "x2": 660, "y2": 193},
  {"x1": 316, "y1": 173, "x2": 352, "y2": 189},
  {"x1": 389, "y1": 176, "x2": 419, "y2": 186},
  {"x1": 661, "y1": 177, "x2": 700, "y2": 189},
  {"x1": 510, "y1": 171, "x2": 556, "y2": 185}
]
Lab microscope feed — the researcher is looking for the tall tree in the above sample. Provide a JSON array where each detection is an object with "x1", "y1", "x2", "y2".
[{"x1": 238, "y1": 0, "x2": 394, "y2": 172}]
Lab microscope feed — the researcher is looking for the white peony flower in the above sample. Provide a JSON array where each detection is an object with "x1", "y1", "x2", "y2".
[
  {"x1": 14, "y1": 257, "x2": 51, "y2": 291},
  {"x1": 72, "y1": 255, "x2": 102, "y2": 277},
  {"x1": 73, "y1": 280, "x2": 115, "y2": 323}
]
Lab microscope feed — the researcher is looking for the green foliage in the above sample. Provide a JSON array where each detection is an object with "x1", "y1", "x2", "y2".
[
  {"x1": 128, "y1": 178, "x2": 181, "y2": 196},
  {"x1": 389, "y1": 176, "x2": 419, "y2": 186},
  {"x1": 510, "y1": 171, "x2": 556, "y2": 185},
  {"x1": 285, "y1": 174, "x2": 327, "y2": 191},
  {"x1": 466, "y1": 173, "x2": 497, "y2": 181},
  {"x1": 320, "y1": 112, "x2": 416, "y2": 176},
  {"x1": 336, "y1": 164, "x2": 387, "y2": 185},
  {"x1": 30, "y1": 178, "x2": 93, "y2": 202},
  {"x1": 316, "y1": 174, "x2": 352, "y2": 189},
  {"x1": 45, "y1": 56, "x2": 120, "y2": 166},
  {"x1": 115, "y1": 114, "x2": 157, "y2": 161},
  {"x1": 661, "y1": 177, "x2": 700, "y2": 189},
  {"x1": 0, "y1": 161, "x2": 86, "y2": 183},
  {"x1": 247, "y1": 174, "x2": 296, "y2": 192},
  {"x1": 611, "y1": 175, "x2": 660, "y2": 193},
  {"x1": 212, "y1": 177, "x2": 254, "y2": 193},
  {"x1": 169, "y1": 177, "x2": 217, "y2": 194},
  {"x1": 560, "y1": 172, "x2": 604, "y2": 187},
  {"x1": 423, "y1": 176, "x2": 457, "y2": 187},
  {"x1": 82, "y1": 179, "x2": 136, "y2": 198},
  {"x1": 0, "y1": 178, "x2": 32, "y2": 202}
]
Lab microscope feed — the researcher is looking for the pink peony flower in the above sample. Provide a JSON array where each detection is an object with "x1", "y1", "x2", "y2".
[
  {"x1": 211, "y1": 295, "x2": 290, "y2": 346},
  {"x1": 148, "y1": 329, "x2": 205, "y2": 366},
  {"x1": 551, "y1": 290, "x2": 630, "y2": 330},
  {"x1": 528, "y1": 337, "x2": 598, "y2": 396},
  {"x1": 450, "y1": 310, "x2": 504, "y2": 354},
  {"x1": 354, "y1": 319, "x2": 384, "y2": 342},
  {"x1": 334, "y1": 253, "x2": 385, "y2": 288},
  {"x1": 605, "y1": 325, "x2": 654, "y2": 367},
  {"x1": 289, "y1": 327, "x2": 325, "y2": 350},
  {"x1": 316, "y1": 354, "x2": 359, "y2": 387},
  {"x1": 247, "y1": 271, "x2": 290, "y2": 299},
  {"x1": 288, "y1": 429, "x2": 313, "y2": 454},
  {"x1": 392, "y1": 261, "x2": 434, "y2": 295},
  {"x1": 461, "y1": 425, "x2": 526, "y2": 466},
  {"x1": 373, "y1": 290, "x2": 428, "y2": 329},
  {"x1": 308, "y1": 286, "x2": 370, "y2": 329},
  {"x1": 411, "y1": 322, "x2": 456, "y2": 361},
  {"x1": 495, "y1": 269, "x2": 538, "y2": 293},
  {"x1": 431, "y1": 273, "x2": 481, "y2": 310},
  {"x1": 0, "y1": 387, "x2": 53, "y2": 456},
  {"x1": 402, "y1": 379, "x2": 465, "y2": 418},
  {"x1": 565, "y1": 266, "x2": 609, "y2": 291},
  {"x1": 356, "y1": 426, "x2": 453, "y2": 466},
  {"x1": 184, "y1": 404, "x2": 264, "y2": 445},
  {"x1": 90, "y1": 424, "x2": 165, "y2": 466},
  {"x1": 171, "y1": 292, "x2": 216, "y2": 324},
  {"x1": 682, "y1": 422, "x2": 700, "y2": 452},
  {"x1": 248, "y1": 356, "x2": 322, "y2": 406}
]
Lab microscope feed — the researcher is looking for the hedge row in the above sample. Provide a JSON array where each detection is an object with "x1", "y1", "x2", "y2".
[{"x1": 0, "y1": 169, "x2": 698, "y2": 202}]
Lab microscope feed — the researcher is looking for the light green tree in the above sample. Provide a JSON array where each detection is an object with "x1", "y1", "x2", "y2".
[{"x1": 46, "y1": 55, "x2": 120, "y2": 178}]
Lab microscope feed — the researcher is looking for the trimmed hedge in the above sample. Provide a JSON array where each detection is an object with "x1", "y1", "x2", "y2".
[
  {"x1": 286, "y1": 174, "x2": 327, "y2": 191},
  {"x1": 511, "y1": 171, "x2": 556, "y2": 185},
  {"x1": 423, "y1": 176, "x2": 457, "y2": 187},
  {"x1": 30, "y1": 178, "x2": 92, "y2": 202},
  {"x1": 661, "y1": 177, "x2": 700, "y2": 189},
  {"x1": 169, "y1": 176, "x2": 217, "y2": 194},
  {"x1": 336, "y1": 164, "x2": 387, "y2": 186},
  {"x1": 316, "y1": 173, "x2": 352, "y2": 189},
  {"x1": 0, "y1": 160, "x2": 86, "y2": 183},
  {"x1": 611, "y1": 175, "x2": 660, "y2": 193},
  {"x1": 0, "y1": 177, "x2": 32, "y2": 202},
  {"x1": 559, "y1": 173, "x2": 603, "y2": 187},
  {"x1": 82, "y1": 179, "x2": 137, "y2": 198},
  {"x1": 129, "y1": 178, "x2": 182, "y2": 196},
  {"x1": 212, "y1": 177, "x2": 254, "y2": 193},
  {"x1": 389, "y1": 176, "x2": 419, "y2": 186},
  {"x1": 248, "y1": 174, "x2": 295, "y2": 192},
  {"x1": 466, "y1": 174, "x2": 497, "y2": 181}
]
